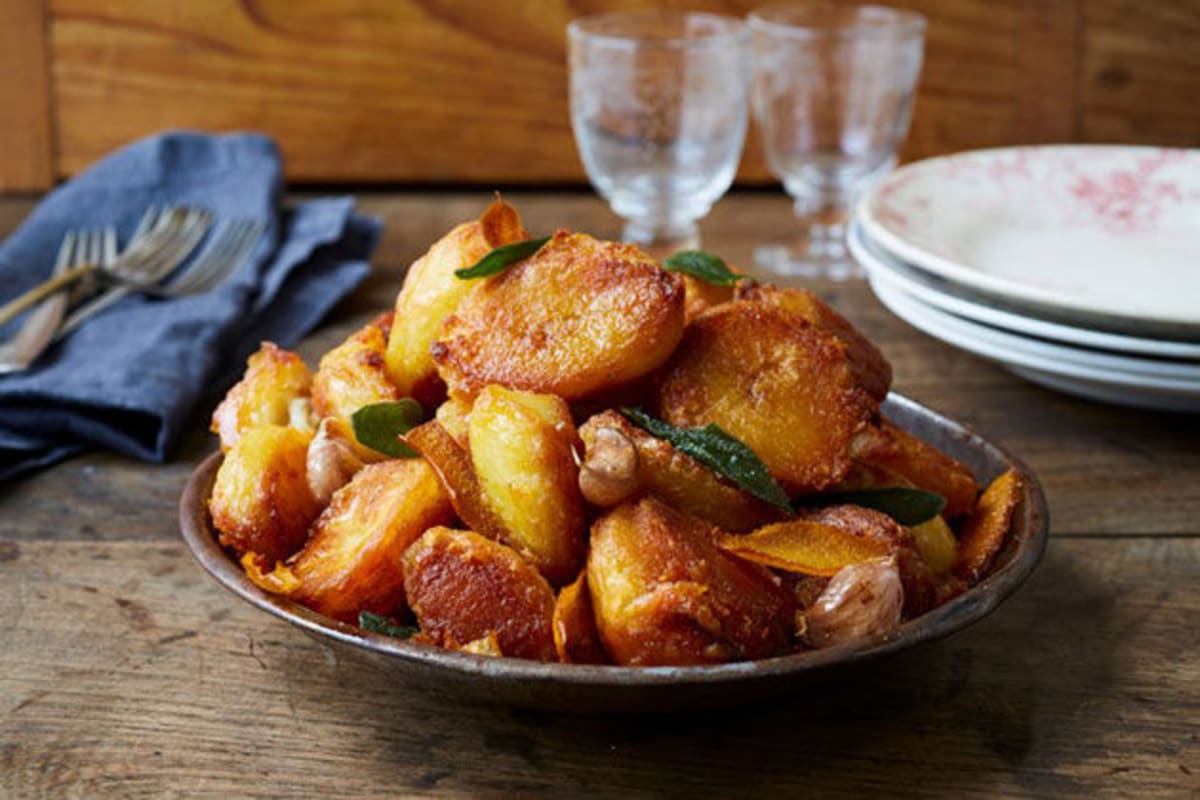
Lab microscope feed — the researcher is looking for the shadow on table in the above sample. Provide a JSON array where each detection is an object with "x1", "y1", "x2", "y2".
[{"x1": 273, "y1": 539, "x2": 1123, "y2": 797}]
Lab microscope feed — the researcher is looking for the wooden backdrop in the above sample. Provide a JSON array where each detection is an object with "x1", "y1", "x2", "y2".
[{"x1": 2, "y1": 0, "x2": 1198, "y2": 191}]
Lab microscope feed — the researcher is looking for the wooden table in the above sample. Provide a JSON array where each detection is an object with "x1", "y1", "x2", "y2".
[{"x1": 1, "y1": 193, "x2": 1197, "y2": 798}]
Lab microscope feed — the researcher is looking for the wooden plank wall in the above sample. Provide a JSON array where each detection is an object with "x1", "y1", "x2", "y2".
[{"x1": 0, "y1": 0, "x2": 1197, "y2": 190}]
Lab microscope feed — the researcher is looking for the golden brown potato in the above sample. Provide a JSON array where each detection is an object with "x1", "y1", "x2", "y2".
[
  {"x1": 211, "y1": 343, "x2": 312, "y2": 452},
  {"x1": 955, "y1": 468, "x2": 1022, "y2": 584},
  {"x1": 657, "y1": 301, "x2": 874, "y2": 494},
  {"x1": 433, "y1": 231, "x2": 685, "y2": 401},
  {"x1": 311, "y1": 313, "x2": 401, "y2": 430},
  {"x1": 469, "y1": 386, "x2": 585, "y2": 585},
  {"x1": 794, "y1": 505, "x2": 937, "y2": 618},
  {"x1": 289, "y1": 458, "x2": 454, "y2": 623},
  {"x1": 851, "y1": 419, "x2": 979, "y2": 520},
  {"x1": 552, "y1": 570, "x2": 609, "y2": 664},
  {"x1": 434, "y1": 394, "x2": 473, "y2": 448},
  {"x1": 385, "y1": 198, "x2": 528, "y2": 407},
  {"x1": 682, "y1": 273, "x2": 735, "y2": 325},
  {"x1": 578, "y1": 410, "x2": 783, "y2": 532},
  {"x1": 736, "y1": 284, "x2": 893, "y2": 402},
  {"x1": 404, "y1": 420, "x2": 508, "y2": 541},
  {"x1": 402, "y1": 527, "x2": 557, "y2": 661},
  {"x1": 588, "y1": 498, "x2": 795, "y2": 666},
  {"x1": 209, "y1": 425, "x2": 320, "y2": 566}
]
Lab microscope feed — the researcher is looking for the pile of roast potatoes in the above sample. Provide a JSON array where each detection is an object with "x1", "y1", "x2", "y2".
[{"x1": 207, "y1": 198, "x2": 1021, "y2": 667}]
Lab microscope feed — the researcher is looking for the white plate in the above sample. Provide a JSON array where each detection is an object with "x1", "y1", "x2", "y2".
[
  {"x1": 866, "y1": 277, "x2": 1200, "y2": 413},
  {"x1": 859, "y1": 145, "x2": 1200, "y2": 333},
  {"x1": 847, "y1": 219, "x2": 1200, "y2": 361}
]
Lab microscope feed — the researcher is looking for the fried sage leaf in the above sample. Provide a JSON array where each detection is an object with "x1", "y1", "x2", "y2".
[
  {"x1": 350, "y1": 399, "x2": 423, "y2": 458},
  {"x1": 358, "y1": 611, "x2": 417, "y2": 639},
  {"x1": 662, "y1": 250, "x2": 745, "y2": 287},
  {"x1": 805, "y1": 487, "x2": 947, "y2": 526},
  {"x1": 620, "y1": 407, "x2": 791, "y2": 511},
  {"x1": 454, "y1": 236, "x2": 551, "y2": 280}
]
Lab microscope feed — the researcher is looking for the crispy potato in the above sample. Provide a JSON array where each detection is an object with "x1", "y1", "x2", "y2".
[
  {"x1": 433, "y1": 231, "x2": 685, "y2": 400},
  {"x1": 578, "y1": 410, "x2": 783, "y2": 532},
  {"x1": 682, "y1": 273, "x2": 735, "y2": 325},
  {"x1": 552, "y1": 570, "x2": 609, "y2": 664},
  {"x1": 404, "y1": 420, "x2": 509, "y2": 540},
  {"x1": 311, "y1": 313, "x2": 401, "y2": 429},
  {"x1": 713, "y1": 519, "x2": 893, "y2": 577},
  {"x1": 209, "y1": 425, "x2": 320, "y2": 566},
  {"x1": 386, "y1": 199, "x2": 528, "y2": 407},
  {"x1": 588, "y1": 498, "x2": 795, "y2": 666},
  {"x1": 795, "y1": 505, "x2": 937, "y2": 618},
  {"x1": 908, "y1": 515, "x2": 958, "y2": 576},
  {"x1": 657, "y1": 301, "x2": 874, "y2": 494},
  {"x1": 290, "y1": 458, "x2": 454, "y2": 623},
  {"x1": 469, "y1": 386, "x2": 585, "y2": 585},
  {"x1": 851, "y1": 419, "x2": 979, "y2": 520},
  {"x1": 402, "y1": 527, "x2": 557, "y2": 661},
  {"x1": 955, "y1": 469, "x2": 1022, "y2": 584},
  {"x1": 434, "y1": 394, "x2": 473, "y2": 448},
  {"x1": 736, "y1": 284, "x2": 892, "y2": 402},
  {"x1": 211, "y1": 343, "x2": 312, "y2": 452}
]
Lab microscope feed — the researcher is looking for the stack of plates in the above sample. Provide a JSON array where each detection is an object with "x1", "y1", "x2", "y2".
[{"x1": 850, "y1": 145, "x2": 1200, "y2": 412}]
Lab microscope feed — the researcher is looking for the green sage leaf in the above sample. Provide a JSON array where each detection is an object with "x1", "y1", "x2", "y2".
[
  {"x1": 350, "y1": 399, "x2": 424, "y2": 458},
  {"x1": 620, "y1": 407, "x2": 791, "y2": 511},
  {"x1": 662, "y1": 250, "x2": 745, "y2": 287},
  {"x1": 454, "y1": 236, "x2": 551, "y2": 280},
  {"x1": 804, "y1": 487, "x2": 947, "y2": 526},
  {"x1": 358, "y1": 611, "x2": 417, "y2": 639}
]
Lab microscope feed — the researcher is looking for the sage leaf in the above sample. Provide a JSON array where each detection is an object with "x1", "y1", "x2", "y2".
[
  {"x1": 662, "y1": 250, "x2": 745, "y2": 287},
  {"x1": 350, "y1": 399, "x2": 424, "y2": 458},
  {"x1": 620, "y1": 407, "x2": 791, "y2": 511},
  {"x1": 454, "y1": 235, "x2": 551, "y2": 280},
  {"x1": 804, "y1": 487, "x2": 947, "y2": 526},
  {"x1": 358, "y1": 611, "x2": 417, "y2": 639}
]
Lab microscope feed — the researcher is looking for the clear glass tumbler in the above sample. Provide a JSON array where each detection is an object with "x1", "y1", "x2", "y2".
[
  {"x1": 568, "y1": 11, "x2": 749, "y2": 257},
  {"x1": 749, "y1": 4, "x2": 925, "y2": 279}
]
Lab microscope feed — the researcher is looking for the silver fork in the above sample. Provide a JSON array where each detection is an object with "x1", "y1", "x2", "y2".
[
  {"x1": 0, "y1": 206, "x2": 212, "y2": 329},
  {"x1": 55, "y1": 218, "x2": 265, "y2": 340},
  {"x1": 0, "y1": 228, "x2": 117, "y2": 374}
]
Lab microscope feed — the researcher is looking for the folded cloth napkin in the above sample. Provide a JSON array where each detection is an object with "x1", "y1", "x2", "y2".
[{"x1": 0, "y1": 132, "x2": 379, "y2": 481}]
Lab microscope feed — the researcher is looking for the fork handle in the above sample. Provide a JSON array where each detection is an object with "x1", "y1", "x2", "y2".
[{"x1": 0, "y1": 263, "x2": 95, "y2": 328}]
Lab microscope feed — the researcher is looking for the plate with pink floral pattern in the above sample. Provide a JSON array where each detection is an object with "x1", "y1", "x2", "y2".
[{"x1": 859, "y1": 146, "x2": 1200, "y2": 335}]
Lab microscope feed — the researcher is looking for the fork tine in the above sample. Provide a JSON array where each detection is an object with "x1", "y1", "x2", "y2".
[
  {"x1": 164, "y1": 219, "x2": 241, "y2": 295},
  {"x1": 54, "y1": 231, "x2": 77, "y2": 271},
  {"x1": 102, "y1": 227, "x2": 118, "y2": 266},
  {"x1": 131, "y1": 206, "x2": 160, "y2": 243}
]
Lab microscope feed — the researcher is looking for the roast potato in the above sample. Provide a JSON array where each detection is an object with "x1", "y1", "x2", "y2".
[
  {"x1": 468, "y1": 386, "x2": 586, "y2": 585},
  {"x1": 577, "y1": 409, "x2": 783, "y2": 532},
  {"x1": 955, "y1": 468, "x2": 1022, "y2": 584},
  {"x1": 433, "y1": 231, "x2": 685, "y2": 401},
  {"x1": 209, "y1": 425, "x2": 320, "y2": 566},
  {"x1": 385, "y1": 198, "x2": 528, "y2": 407},
  {"x1": 290, "y1": 458, "x2": 454, "y2": 623},
  {"x1": 657, "y1": 300, "x2": 874, "y2": 494},
  {"x1": 211, "y1": 342, "x2": 312, "y2": 452},
  {"x1": 681, "y1": 273, "x2": 735, "y2": 325},
  {"x1": 587, "y1": 497, "x2": 795, "y2": 666},
  {"x1": 552, "y1": 570, "x2": 609, "y2": 664},
  {"x1": 851, "y1": 419, "x2": 979, "y2": 520},
  {"x1": 402, "y1": 527, "x2": 557, "y2": 661},
  {"x1": 311, "y1": 313, "x2": 400, "y2": 429},
  {"x1": 736, "y1": 284, "x2": 893, "y2": 402}
]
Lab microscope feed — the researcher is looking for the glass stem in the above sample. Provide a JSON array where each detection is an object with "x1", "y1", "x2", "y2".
[
  {"x1": 622, "y1": 219, "x2": 700, "y2": 260},
  {"x1": 793, "y1": 194, "x2": 849, "y2": 260}
]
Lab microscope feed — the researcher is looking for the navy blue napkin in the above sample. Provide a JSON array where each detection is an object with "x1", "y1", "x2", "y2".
[{"x1": 0, "y1": 132, "x2": 379, "y2": 480}]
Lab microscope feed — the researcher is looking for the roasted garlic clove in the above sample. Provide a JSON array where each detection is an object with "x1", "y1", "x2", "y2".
[
  {"x1": 578, "y1": 425, "x2": 639, "y2": 507},
  {"x1": 802, "y1": 557, "x2": 903, "y2": 648},
  {"x1": 306, "y1": 417, "x2": 367, "y2": 505}
]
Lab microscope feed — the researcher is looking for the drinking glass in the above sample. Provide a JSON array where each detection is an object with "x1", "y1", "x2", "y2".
[
  {"x1": 568, "y1": 11, "x2": 749, "y2": 257},
  {"x1": 749, "y1": 4, "x2": 925, "y2": 279}
]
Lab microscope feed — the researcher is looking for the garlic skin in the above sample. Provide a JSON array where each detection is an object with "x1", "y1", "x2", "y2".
[
  {"x1": 306, "y1": 417, "x2": 367, "y2": 505},
  {"x1": 578, "y1": 426, "x2": 639, "y2": 507},
  {"x1": 802, "y1": 557, "x2": 904, "y2": 648}
]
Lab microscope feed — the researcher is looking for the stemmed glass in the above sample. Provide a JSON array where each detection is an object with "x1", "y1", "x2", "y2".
[
  {"x1": 568, "y1": 11, "x2": 749, "y2": 258},
  {"x1": 749, "y1": 4, "x2": 925, "y2": 279}
]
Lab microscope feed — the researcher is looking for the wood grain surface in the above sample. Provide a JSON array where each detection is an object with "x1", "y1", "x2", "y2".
[
  {"x1": 0, "y1": 0, "x2": 1195, "y2": 189},
  {"x1": 0, "y1": 192, "x2": 1198, "y2": 797}
]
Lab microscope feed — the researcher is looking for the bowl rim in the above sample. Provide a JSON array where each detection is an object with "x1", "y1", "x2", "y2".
[{"x1": 179, "y1": 392, "x2": 1049, "y2": 687}]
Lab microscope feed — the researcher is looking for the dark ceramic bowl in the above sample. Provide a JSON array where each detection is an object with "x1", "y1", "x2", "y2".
[{"x1": 179, "y1": 393, "x2": 1048, "y2": 713}]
